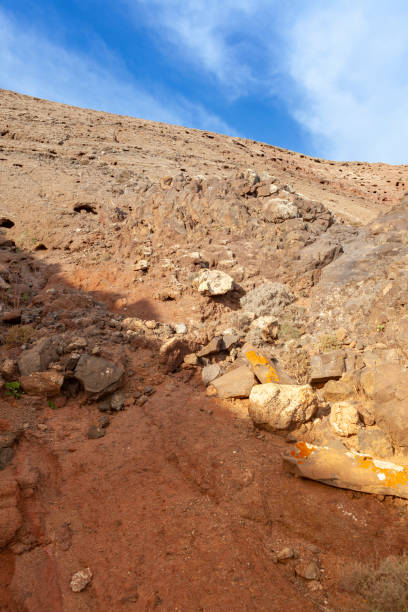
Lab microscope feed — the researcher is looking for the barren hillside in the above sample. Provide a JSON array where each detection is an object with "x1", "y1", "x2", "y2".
[{"x1": 1, "y1": 89, "x2": 408, "y2": 611}]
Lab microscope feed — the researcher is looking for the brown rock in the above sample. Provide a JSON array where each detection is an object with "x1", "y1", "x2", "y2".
[
  {"x1": 2, "y1": 310, "x2": 21, "y2": 324},
  {"x1": 20, "y1": 370, "x2": 64, "y2": 397},
  {"x1": 159, "y1": 337, "x2": 199, "y2": 373},
  {"x1": 295, "y1": 561, "x2": 320, "y2": 581},
  {"x1": 207, "y1": 366, "x2": 256, "y2": 399},
  {"x1": 70, "y1": 568, "x2": 93, "y2": 592},
  {"x1": 310, "y1": 351, "x2": 345, "y2": 384},
  {"x1": 249, "y1": 383, "x2": 318, "y2": 431},
  {"x1": 74, "y1": 355, "x2": 124, "y2": 398}
]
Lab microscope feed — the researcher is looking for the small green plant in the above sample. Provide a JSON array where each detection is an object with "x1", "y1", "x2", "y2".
[
  {"x1": 318, "y1": 333, "x2": 341, "y2": 352},
  {"x1": 47, "y1": 400, "x2": 57, "y2": 410},
  {"x1": 22, "y1": 292, "x2": 30, "y2": 304},
  {"x1": 5, "y1": 381, "x2": 23, "y2": 400},
  {"x1": 377, "y1": 323, "x2": 385, "y2": 333}
]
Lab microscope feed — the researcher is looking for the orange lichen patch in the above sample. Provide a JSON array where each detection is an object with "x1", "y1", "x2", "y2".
[
  {"x1": 354, "y1": 454, "x2": 408, "y2": 488},
  {"x1": 245, "y1": 350, "x2": 279, "y2": 382},
  {"x1": 291, "y1": 441, "x2": 316, "y2": 460}
]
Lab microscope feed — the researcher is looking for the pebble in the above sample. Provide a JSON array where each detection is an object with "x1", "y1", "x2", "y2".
[{"x1": 70, "y1": 568, "x2": 92, "y2": 592}]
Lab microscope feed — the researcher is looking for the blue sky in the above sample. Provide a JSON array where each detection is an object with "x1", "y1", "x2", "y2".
[{"x1": 1, "y1": 1, "x2": 408, "y2": 163}]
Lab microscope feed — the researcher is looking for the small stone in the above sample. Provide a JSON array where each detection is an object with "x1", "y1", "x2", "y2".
[
  {"x1": 145, "y1": 320, "x2": 157, "y2": 330},
  {"x1": 0, "y1": 359, "x2": 18, "y2": 381},
  {"x1": 277, "y1": 547, "x2": 295, "y2": 562},
  {"x1": 174, "y1": 322, "x2": 187, "y2": 334},
  {"x1": 307, "y1": 581, "x2": 323, "y2": 592},
  {"x1": 202, "y1": 364, "x2": 221, "y2": 386},
  {"x1": 70, "y1": 568, "x2": 93, "y2": 592},
  {"x1": 194, "y1": 269, "x2": 234, "y2": 296},
  {"x1": 99, "y1": 415, "x2": 110, "y2": 428},
  {"x1": 86, "y1": 425, "x2": 105, "y2": 440},
  {"x1": 137, "y1": 395, "x2": 148, "y2": 406},
  {"x1": 329, "y1": 402, "x2": 359, "y2": 437},
  {"x1": 134, "y1": 260, "x2": 149, "y2": 271},
  {"x1": 97, "y1": 397, "x2": 111, "y2": 413},
  {"x1": 143, "y1": 386, "x2": 155, "y2": 396},
  {"x1": 184, "y1": 353, "x2": 199, "y2": 366},
  {"x1": 295, "y1": 561, "x2": 320, "y2": 581},
  {"x1": 110, "y1": 390, "x2": 125, "y2": 411},
  {"x1": 198, "y1": 336, "x2": 225, "y2": 357}
]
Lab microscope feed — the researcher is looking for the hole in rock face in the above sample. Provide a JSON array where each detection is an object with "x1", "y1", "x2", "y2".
[
  {"x1": 73, "y1": 203, "x2": 97, "y2": 214},
  {"x1": 34, "y1": 243, "x2": 47, "y2": 251},
  {"x1": 0, "y1": 218, "x2": 14, "y2": 228}
]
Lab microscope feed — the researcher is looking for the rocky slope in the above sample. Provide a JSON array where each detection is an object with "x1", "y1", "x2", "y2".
[{"x1": 1, "y1": 88, "x2": 408, "y2": 610}]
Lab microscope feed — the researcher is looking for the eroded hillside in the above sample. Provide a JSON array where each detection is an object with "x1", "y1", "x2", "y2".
[{"x1": 1, "y1": 89, "x2": 408, "y2": 611}]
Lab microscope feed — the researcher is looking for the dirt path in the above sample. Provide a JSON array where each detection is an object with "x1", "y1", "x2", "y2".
[{"x1": 2, "y1": 352, "x2": 408, "y2": 611}]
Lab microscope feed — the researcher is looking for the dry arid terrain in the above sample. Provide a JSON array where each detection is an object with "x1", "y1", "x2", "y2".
[{"x1": 1, "y1": 88, "x2": 408, "y2": 611}]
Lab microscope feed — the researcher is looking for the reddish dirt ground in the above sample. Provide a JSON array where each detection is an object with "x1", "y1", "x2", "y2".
[
  {"x1": 2, "y1": 89, "x2": 408, "y2": 611},
  {"x1": 2, "y1": 336, "x2": 408, "y2": 611}
]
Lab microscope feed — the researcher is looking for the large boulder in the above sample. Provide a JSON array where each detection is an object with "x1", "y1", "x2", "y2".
[
  {"x1": 240, "y1": 282, "x2": 295, "y2": 317},
  {"x1": 18, "y1": 337, "x2": 61, "y2": 376},
  {"x1": 249, "y1": 383, "x2": 318, "y2": 431},
  {"x1": 194, "y1": 270, "x2": 234, "y2": 296},
  {"x1": 74, "y1": 355, "x2": 124, "y2": 398},
  {"x1": 283, "y1": 442, "x2": 408, "y2": 499},
  {"x1": 359, "y1": 364, "x2": 408, "y2": 448},
  {"x1": 207, "y1": 366, "x2": 256, "y2": 399}
]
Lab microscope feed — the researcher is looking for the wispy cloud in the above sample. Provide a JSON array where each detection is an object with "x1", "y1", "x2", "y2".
[
  {"x1": 0, "y1": 8, "x2": 236, "y2": 135},
  {"x1": 130, "y1": 0, "x2": 273, "y2": 96},
  {"x1": 286, "y1": 1, "x2": 408, "y2": 163},
  {"x1": 129, "y1": 0, "x2": 408, "y2": 163}
]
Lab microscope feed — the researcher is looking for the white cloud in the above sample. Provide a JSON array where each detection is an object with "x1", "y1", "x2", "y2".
[
  {"x1": 286, "y1": 1, "x2": 408, "y2": 163},
  {"x1": 0, "y1": 8, "x2": 236, "y2": 135},
  {"x1": 129, "y1": 0, "x2": 272, "y2": 95},
  {"x1": 130, "y1": 0, "x2": 408, "y2": 163}
]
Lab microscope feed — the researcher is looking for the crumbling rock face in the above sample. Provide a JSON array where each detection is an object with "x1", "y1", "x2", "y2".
[{"x1": 240, "y1": 283, "x2": 295, "y2": 317}]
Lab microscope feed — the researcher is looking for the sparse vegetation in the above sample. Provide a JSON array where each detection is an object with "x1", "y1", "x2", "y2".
[
  {"x1": 279, "y1": 320, "x2": 301, "y2": 341},
  {"x1": 4, "y1": 381, "x2": 23, "y2": 400},
  {"x1": 281, "y1": 348, "x2": 310, "y2": 384},
  {"x1": 4, "y1": 324, "x2": 35, "y2": 347},
  {"x1": 342, "y1": 553, "x2": 408, "y2": 611},
  {"x1": 318, "y1": 333, "x2": 341, "y2": 352}
]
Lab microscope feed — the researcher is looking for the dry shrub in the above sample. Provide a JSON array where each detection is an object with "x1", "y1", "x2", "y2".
[
  {"x1": 343, "y1": 553, "x2": 408, "y2": 611},
  {"x1": 280, "y1": 348, "x2": 310, "y2": 384},
  {"x1": 4, "y1": 325, "x2": 35, "y2": 347},
  {"x1": 318, "y1": 333, "x2": 341, "y2": 352}
]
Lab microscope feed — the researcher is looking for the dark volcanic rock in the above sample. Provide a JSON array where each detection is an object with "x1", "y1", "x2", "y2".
[{"x1": 74, "y1": 355, "x2": 124, "y2": 398}]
